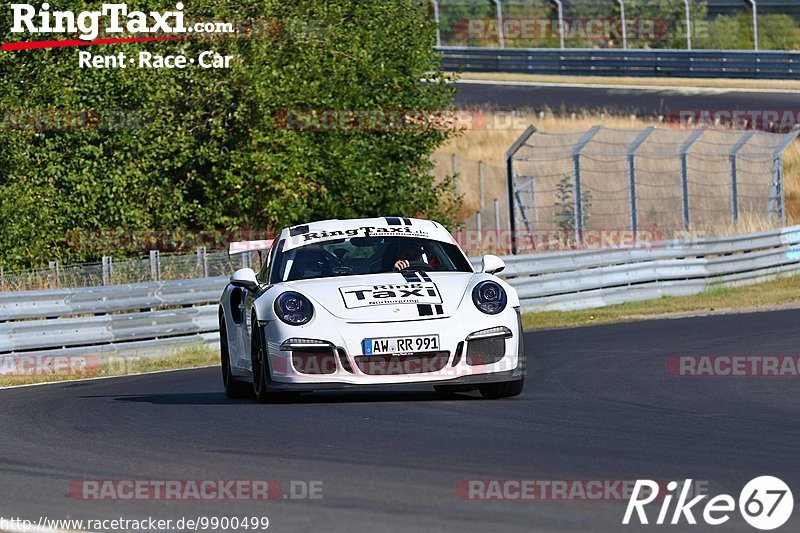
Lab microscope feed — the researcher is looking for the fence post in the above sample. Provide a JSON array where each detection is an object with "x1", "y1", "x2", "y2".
[
  {"x1": 431, "y1": 0, "x2": 441, "y2": 47},
  {"x1": 102, "y1": 256, "x2": 113, "y2": 285},
  {"x1": 683, "y1": 0, "x2": 692, "y2": 50},
  {"x1": 572, "y1": 126, "x2": 602, "y2": 245},
  {"x1": 626, "y1": 127, "x2": 655, "y2": 236},
  {"x1": 552, "y1": 0, "x2": 565, "y2": 50},
  {"x1": 0, "y1": 267, "x2": 5, "y2": 291},
  {"x1": 48, "y1": 261, "x2": 60, "y2": 288},
  {"x1": 479, "y1": 160, "x2": 485, "y2": 209},
  {"x1": 197, "y1": 246, "x2": 209, "y2": 278},
  {"x1": 451, "y1": 153, "x2": 458, "y2": 196},
  {"x1": 679, "y1": 129, "x2": 705, "y2": 231},
  {"x1": 150, "y1": 250, "x2": 161, "y2": 282},
  {"x1": 505, "y1": 126, "x2": 538, "y2": 255},
  {"x1": 747, "y1": 0, "x2": 759, "y2": 51},
  {"x1": 729, "y1": 131, "x2": 755, "y2": 224},
  {"x1": 476, "y1": 211, "x2": 483, "y2": 253},
  {"x1": 769, "y1": 130, "x2": 800, "y2": 225},
  {"x1": 492, "y1": 0, "x2": 504, "y2": 48}
]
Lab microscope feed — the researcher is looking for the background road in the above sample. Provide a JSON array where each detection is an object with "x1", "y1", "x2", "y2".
[
  {"x1": 455, "y1": 80, "x2": 800, "y2": 117},
  {"x1": 1, "y1": 310, "x2": 799, "y2": 532}
]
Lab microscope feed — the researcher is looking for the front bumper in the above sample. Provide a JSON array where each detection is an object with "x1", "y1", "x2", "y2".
[{"x1": 262, "y1": 308, "x2": 526, "y2": 389}]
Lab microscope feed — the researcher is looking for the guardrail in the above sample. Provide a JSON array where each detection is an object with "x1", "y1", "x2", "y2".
[
  {"x1": 471, "y1": 225, "x2": 800, "y2": 311},
  {"x1": 1, "y1": 225, "x2": 799, "y2": 358},
  {"x1": 0, "y1": 278, "x2": 227, "y2": 358},
  {"x1": 439, "y1": 47, "x2": 800, "y2": 79}
]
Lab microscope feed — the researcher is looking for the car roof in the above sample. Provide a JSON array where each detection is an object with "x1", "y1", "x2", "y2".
[{"x1": 278, "y1": 217, "x2": 455, "y2": 251}]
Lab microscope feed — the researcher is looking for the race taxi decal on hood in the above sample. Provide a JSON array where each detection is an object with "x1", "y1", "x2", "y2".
[
  {"x1": 284, "y1": 226, "x2": 431, "y2": 250},
  {"x1": 339, "y1": 282, "x2": 442, "y2": 309}
]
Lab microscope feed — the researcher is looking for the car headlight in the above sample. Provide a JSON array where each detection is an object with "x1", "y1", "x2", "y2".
[
  {"x1": 472, "y1": 281, "x2": 507, "y2": 315},
  {"x1": 274, "y1": 291, "x2": 314, "y2": 325}
]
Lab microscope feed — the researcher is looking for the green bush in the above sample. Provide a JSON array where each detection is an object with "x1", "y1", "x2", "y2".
[
  {"x1": 0, "y1": 0, "x2": 460, "y2": 270},
  {"x1": 698, "y1": 13, "x2": 800, "y2": 50}
]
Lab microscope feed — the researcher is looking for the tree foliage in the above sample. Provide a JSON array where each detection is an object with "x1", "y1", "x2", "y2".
[{"x1": 0, "y1": 0, "x2": 459, "y2": 269}]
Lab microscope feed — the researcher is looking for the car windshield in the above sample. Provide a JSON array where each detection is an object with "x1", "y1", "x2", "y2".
[{"x1": 270, "y1": 236, "x2": 473, "y2": 282}]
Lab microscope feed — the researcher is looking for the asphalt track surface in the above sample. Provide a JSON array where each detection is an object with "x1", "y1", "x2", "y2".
[
  {"x1": 1, "y1": 309, "x2": 799, "y2": 532},
  {"x1": 455, "y1": 80, "x2": 800, "y2": 117}
]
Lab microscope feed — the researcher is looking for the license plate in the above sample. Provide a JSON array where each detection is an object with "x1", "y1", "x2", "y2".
[{"x1": 362, "y1": 335, "x2": 440, "y2": 355}]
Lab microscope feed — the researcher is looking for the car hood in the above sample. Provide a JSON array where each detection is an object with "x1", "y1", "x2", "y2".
[{"x1": 284, "y1": 271, "x2": 475, "y2": 322}]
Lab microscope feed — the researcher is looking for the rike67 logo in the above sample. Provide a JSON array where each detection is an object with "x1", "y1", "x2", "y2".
[{"x1": 623, "y1": 477, "x2": 793, "y2": 530}]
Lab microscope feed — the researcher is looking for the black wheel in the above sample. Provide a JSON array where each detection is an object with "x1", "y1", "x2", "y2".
[
  {"x1": 251, "y1": 322, "x2": 270, "y2": 403},
  {"x1": 478, "y1": 378, "x2": 524, "y2": 399},
  {"x1": 220, "y1": 312, "x2": 251, "y2": 399},
  {"x1": 251, "y1": 321, "x2": 300, "y2": 404}
]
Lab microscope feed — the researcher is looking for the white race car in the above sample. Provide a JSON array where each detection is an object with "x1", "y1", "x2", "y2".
[{"x1": 218, "y1": 217, "x2": 525, "y2": 401}]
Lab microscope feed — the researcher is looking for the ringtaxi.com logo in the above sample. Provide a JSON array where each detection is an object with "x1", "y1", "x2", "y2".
[{"x1": 623, "y1": 476, "x2": 793, "y2": 530}]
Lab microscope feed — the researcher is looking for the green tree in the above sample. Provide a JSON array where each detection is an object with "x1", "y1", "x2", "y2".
[{"x1": 0, "y1": 0, "x2": 459, "y2": 270}]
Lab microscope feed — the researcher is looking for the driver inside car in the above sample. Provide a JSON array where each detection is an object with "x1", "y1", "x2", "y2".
[{"x1": 392, "y1": 241, "x2": 427, "y2": 271}]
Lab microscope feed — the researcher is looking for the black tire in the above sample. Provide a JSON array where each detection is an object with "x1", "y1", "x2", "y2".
[
  {"x1": 478, "y1": 378, "x2": 524, "y2": 399},
  {"x1": 219, "y1": 313, "x2": 251, "y2": 399},
  {"x1": 250, "y1": 321, "x2": 300, "y2": 404}
]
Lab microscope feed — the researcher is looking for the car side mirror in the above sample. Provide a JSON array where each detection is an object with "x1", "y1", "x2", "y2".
[
  {"x1": 230, "y1": 268, "x2": 259, "y2": 291},
  {"x1": 481, "y1": 255, "x2": 505, "y2": 275}
]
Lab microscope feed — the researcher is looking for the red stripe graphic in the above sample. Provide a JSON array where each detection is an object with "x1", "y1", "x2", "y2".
[{"x1": 2, "y1": 36, "x2": 186, "y2": 52}]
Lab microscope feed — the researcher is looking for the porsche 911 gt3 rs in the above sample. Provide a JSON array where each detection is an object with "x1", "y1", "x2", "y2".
[{"x1": 218, "y1": 217, "x2": 525, "y2": 401}]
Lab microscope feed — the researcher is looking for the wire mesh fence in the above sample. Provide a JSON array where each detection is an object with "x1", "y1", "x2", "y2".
[
  {"x1": 430, "y1": 0, "x2": 800, "y2": 50},
  {"x1": 0, "y1": 249, "x2": 263, "y2": 292},
  {"x1": 506, "y1": 125, "x2": 799, "y2": 253}
]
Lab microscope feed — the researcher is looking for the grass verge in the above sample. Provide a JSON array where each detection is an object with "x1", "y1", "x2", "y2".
[
  {"x1": 522, "y1": 274, "x2": 800, "y2": 331},
  {"x1": 0, "y1": 345, "x2": 217, "y2": 388},
  {"x1": 454, "y1": 72, "x2": 800, "y2": 92}
]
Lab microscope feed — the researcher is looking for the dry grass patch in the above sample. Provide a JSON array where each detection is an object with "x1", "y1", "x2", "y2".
[
  {"x1": 455, "y1": 72, "x2": 800, "y2": 92},
  {"x1": 522, "y1": 274, "x2": 800, "y2": 331}
]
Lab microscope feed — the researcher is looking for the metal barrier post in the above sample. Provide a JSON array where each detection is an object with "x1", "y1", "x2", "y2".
[
  {"x1": 494, "y1": 198, "x2": 500, "y2": 232},
  {"x1": 729, "y1": 131, "x2": 755, "y2": 224},
  {"x1": 197, "y1": 246, "x2": 208, "y2": 278},
  {"x1": 48, "y1": 261, "x2": 60, "y2": 288},
  {"x1": 505, "y1": 126, "x2": 538, "y2": 254},
  {"x1": 770, "y1": 131, "x2": 800, "y2": 224},
  {"x1": 150, "y1": 250, "x2": 161, "y2": 282},
  {"x1": 451, "y1": 153, "x2": 458, "y2": 196},
  {"x1": 476, "y1": 211, "x2": 483, "y2": 247},
  {"x1": 747, "y1": 0, "x2": 759, "y2": 51},
  {"x1": 492, "y1": 0, "x2": 504, "y2": 48},
  {"x1": 683, "y1": 0, "x2": 692, "y2": 50},
  {"x1": 479, "y1": 160, "x2": 485, "y2": 209},
  {"x1": 572, "y1": 126, "x2": 602, "y2": 244},
  {"x1": 552, "y1": 0, "x2": 565, "y2": 49},
  {"x1": 680, "y1": 129, "x2": 705, "y2": 230},
  {"x1": 102, "y1": 256, "x2": 113, "y2": 285},
  {"x1": 626, "y1": 127, "x2": 655, "y2": 235},
  {"x1": 431, "y1": 0, "x2": 441, "y2": 47}
]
